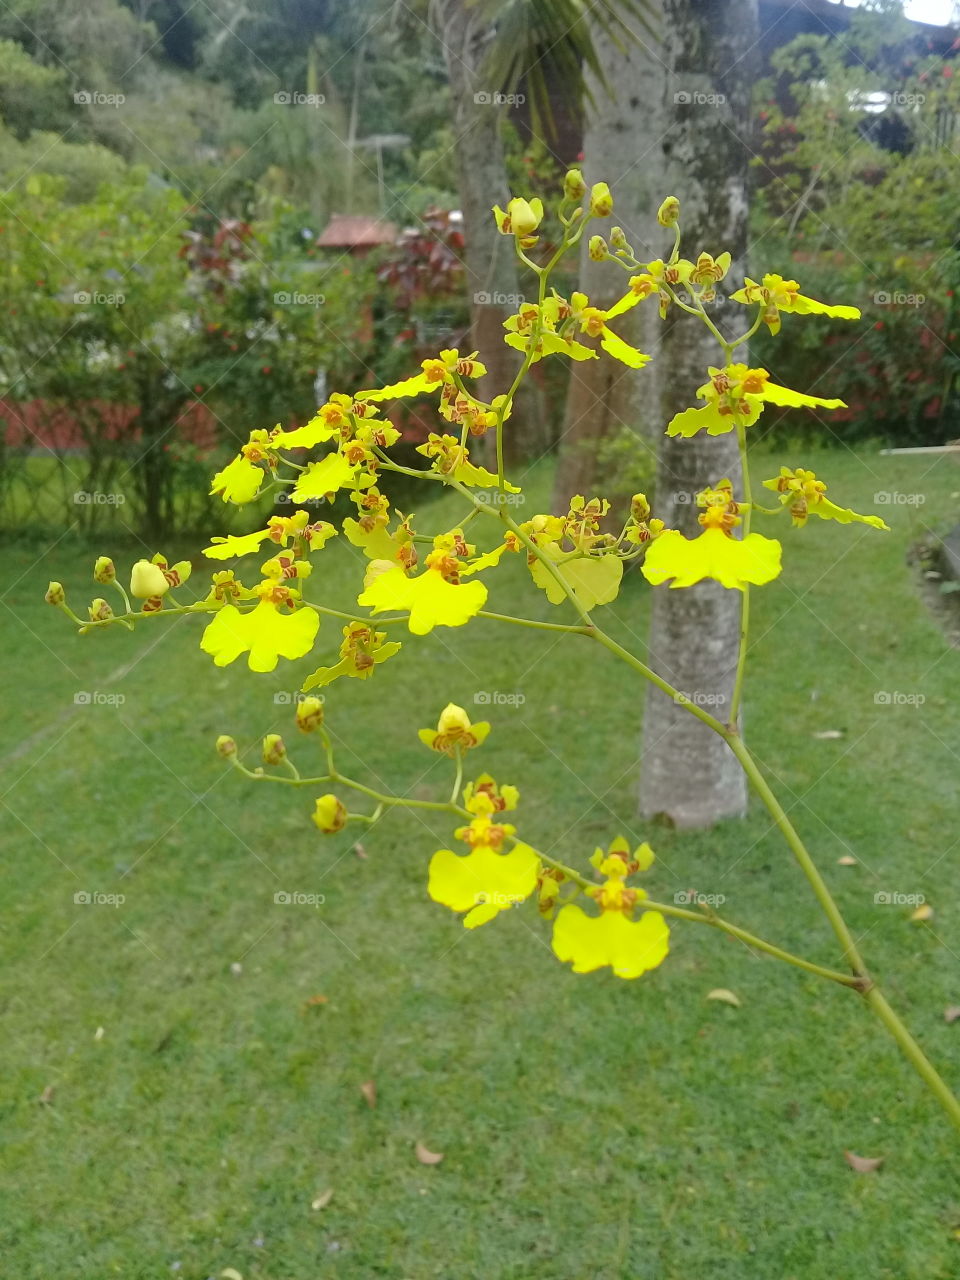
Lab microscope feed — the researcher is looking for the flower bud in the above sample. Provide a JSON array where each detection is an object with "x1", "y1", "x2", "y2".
[
  {"x1": 295, "y1": 695, "x2": 325, "y2": 733},
  {"x1": 88, "y1": 598, "x2": 113, "y2": 622},
  {"x1": 610, "y1": 226, "x2": 628, "y2": 250},
  {"x1": 45, "y1": 581, "x2": 65, "y2": 606},
  {"x1": 93, "y1": 556, "x2": 116, "y2": 585},
  {"x1": 657, "y1": 196, "x2": 680, "y2": 228},
  {"x1": 216, "y1": 734, "x2": 237, "y2": 759},
  {"x1": 563, "y1": 168, "x2": 587, "y2": 201},
  {"x1": 588, "y1": 234, "x2": 609, "y2": 262},
  {"x1": 130, "y1": 559, "x2": 170, "y2": 600},
  {"x1": 589, "y1": 182, "x2": 613, "y2": 218},
  {"x1": 312, "y1": 793, "x2": 348, "y2": 834},
  {"x1": 631, "y1": 493, "x2": 651, "y2": 523},
  {"x1": 262, "y1": 733, "x2": 286, "y2": 765}
]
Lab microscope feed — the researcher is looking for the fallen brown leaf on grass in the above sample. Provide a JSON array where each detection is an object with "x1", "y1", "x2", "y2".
[
  {"x1": 360, "y1": 1080, "x2": 377, "y2": 1109},
  {"x1": 813, "y1": 729, "x2": 845, "y2": 740},
  {"x1": 837, "y1": 855, "x2": 858, "y2": 866},
  {"x1": 38, "y1": 1084, "x2": 54, "y2": 1104},
  {"x1": 844, "y1": 1150, "x2": 884, "y2": 1173},
  {"x1": 706, "y1": 988, "x2": 741, "y2": 1008},
  {"x1": 911, "y1": 904, "x2": 934, "y2": 922},
  {"x1": 415, "y1": 1141, "x2": 444, "y2": 1165},
  {"x1": 311, "y1": 1188, "x2": 334, "y2": 1210},
  {"x1": 302, "y1": 995, "x2": 328, "y2": 1010},
  {"x1": 352, "y1": 842, "x2": 368, "y2": 860},
  {"x1": 944, "y1": 1006, "x2": 960, "y2": 1024}
]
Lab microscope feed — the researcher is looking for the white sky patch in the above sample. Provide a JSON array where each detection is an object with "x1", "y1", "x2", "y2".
[{"x1": 825, "y1": 0, "x2": 956, "y2": 25}]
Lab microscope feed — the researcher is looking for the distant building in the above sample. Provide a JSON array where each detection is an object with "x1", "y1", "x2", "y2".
[{"x1": 315, "y1": 214, "x2": 397, "y2": 256}]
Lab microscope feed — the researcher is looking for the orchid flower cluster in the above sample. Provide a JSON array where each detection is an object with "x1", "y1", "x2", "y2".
[{"x1": 45, "y1": 173, "x2": 960, "y2": 1130}]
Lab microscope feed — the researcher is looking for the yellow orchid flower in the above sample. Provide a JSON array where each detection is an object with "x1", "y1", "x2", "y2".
[
  {"x1": 357, "y1": 547, "x2": 488, "y2": 635},
  {"x1": 313, "y1": 794, "x2": 347, "y2": 833},
  {"x1": 666, "y1": 364, "x2": 846, "y2": 438},
  {"x1": 641, "y1": 484, "x2": 782, "y2": 591},
  {"x1": 418, "y1": 703, "x2": 490, "y2": 755},
  {"x1": 572, "y1": 291, "x2": 651, "y2": 369},
  {"x1": 291, "y1": 452, "x2": 373, "y2": 502},
  {"x1": 301, "y1": 621, "x2": 401, "y2": 691},
  {"x1": 355, "y1": 349, "x2": 487, "y2": 403},
  {"x1": 200, "y1": 582, "x2": 320, "y2": 672},
  {"x1": 551, "y1": 838, "x2": 669, "y2": 979},
  {"x1": 272, "y1": 396, "x2": 353, "y2": 449},
  {"x1": 730, "y1": 272, "x2": 860, "y2": 335},
  {"x1": 428, "y1": 789, "x2": 539, "y2": 929},
  {"x1": 503, "y1": 297, "x2": 597, "y2": 364},
  {"x1": 202, "y1": 511, "x2": 338, "y2": 561},
  {"x1": 492, "y1": 196, "x2": 544, "y2": 239},
  {"x1": 762, "y1": 467, "x2": 890, "y2": 531}
]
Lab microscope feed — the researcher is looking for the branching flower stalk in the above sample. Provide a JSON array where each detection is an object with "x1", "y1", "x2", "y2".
[{"x1": 46, "y1": 174, "x2": 960, "y2": 1134}]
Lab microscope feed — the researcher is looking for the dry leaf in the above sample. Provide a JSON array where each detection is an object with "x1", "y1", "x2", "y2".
[
  {"x1": 706, "y1": 988, "x2": 741, "y2": 1008},
  {"x1": 360, "y1": 1080, "x2": 377, "y2": 1109},
  {"x1": 844, "y1": 1150, "x2": 883, "y2": 1173},
  {"x1": 944, "y1": 1006, "x2": 960, "y2": 1024},
  {"x1": 353, "y1": 843, "x2": 368, "y2": 860},
  {"x1": 303, "y1": 994, "x2": 328, "y2": 1008},
  {"x1": 38, "y1": 1084, "x2": 54, "y2": 1104},
  {"x1": 311, "y1": 1188, "x2": 334, "y2": 1211},
  {"x1": 220, "y1": 1270, "x2": 244, "y2": 1280},
  {"x1": 415, "y1": 1141, "x2": 444, "y2": 1165},
  {"x1": 837, "y1": 855, "x2": 858, "y2": 866},
  {"x1": 94, "y1": 1026, "x2": 104, "y2": 1041},
  {"x1": 911, "y1": 904, "x2": 934, "y2": 922},
  {"x1": 813, "y1": 729, "x2": 845, "y2": 740}
]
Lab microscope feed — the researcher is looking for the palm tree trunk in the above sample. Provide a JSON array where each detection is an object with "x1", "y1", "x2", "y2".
[
  {"x1": 431, "y1": 0, "x2": 543, "y2": 468},
  {"x1": 638, "y1": 0, "x2": 758, "y2": 827},
  {"x1": 552, "y1": 10, "x2": 666, "y2": 512}
]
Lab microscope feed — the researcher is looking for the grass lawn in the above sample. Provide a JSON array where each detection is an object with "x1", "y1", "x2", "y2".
[{"x1": 2, "y1": 443, "x2": 960, "y2": 1279}]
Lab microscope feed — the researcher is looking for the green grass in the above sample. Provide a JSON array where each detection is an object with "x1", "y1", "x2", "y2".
[{"x1": 2, "y1": 445, "x2": 960, "y2": 1278}]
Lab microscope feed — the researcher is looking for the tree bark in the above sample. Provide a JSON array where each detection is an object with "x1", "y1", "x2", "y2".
[
  {"x1": 432, "y1": 0, "x2": 543, "y2": 468},
  {"x1": 552, "y1": 13, "x2": 667, "y2": 514},
  {"x1": 638, "y1": 0, "x2": 758, "y2": 828}
]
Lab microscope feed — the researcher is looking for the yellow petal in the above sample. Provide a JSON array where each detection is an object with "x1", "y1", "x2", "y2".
[
  {"x1": 358, "y1": 566, "x2": 487, "y2": 635},
  {"x1": 529, "y1": 552, "x2": 622, "y2": 609},
  {"x1": 789, "y1": 294, "x2": 861, "y2": 321},
  {"x1": 292, "y1": 454, "x2": 359, "y2": 501},
  {"x1": 273, "y1": 415, "x2": 340, "y2": 448},
  {"x1": 759, "y1": 382, "x2": 845, "y2": 411},
  {"x1": 599, "y1": 325, "x2": 651, "y2": 369},
  {"x1": 200, "y1": 601, "x2": 320, "y2": 672},
  {"x1": 210, "y1": 454, "x2": 263, "y2": 505},
  {"x1": 811, "y1": 498, "x2": 889, "y2": 531},
  {"x1": 428, "y1": 842, "x2": 539, "y2": 919},
  {"x1": 551, "y1": 905, "x2": 669, "y2": 979},
  {"x1": 355, "y1": 372, "x2": 434, "y2": 402},
  {"x1": 202, "y1": 530, "x2": 274, "y2": 559},
  {"x1": 641, "y1": 527, "x2": 782, "y2": 591}
]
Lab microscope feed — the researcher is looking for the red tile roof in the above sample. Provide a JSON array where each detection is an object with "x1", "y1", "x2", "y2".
[{"x1": 316, "y1": 214, "x2": 397, "y2": 248}]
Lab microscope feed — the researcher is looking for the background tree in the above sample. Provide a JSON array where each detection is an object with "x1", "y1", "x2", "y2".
[{"x1": 639, "y1": 0, "x2": 759, "y2": 827}]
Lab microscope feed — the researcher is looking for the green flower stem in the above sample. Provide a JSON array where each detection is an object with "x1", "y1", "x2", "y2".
[
  {"x1": 864, "y1": 988, "x2": 960, "y2": 1130},
  {"x1": 730, "y1": 419, "x2": 753, "y2": 725},
  {"x1": 477, "y1": 610, "x2": 593, "y2": 636}
]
